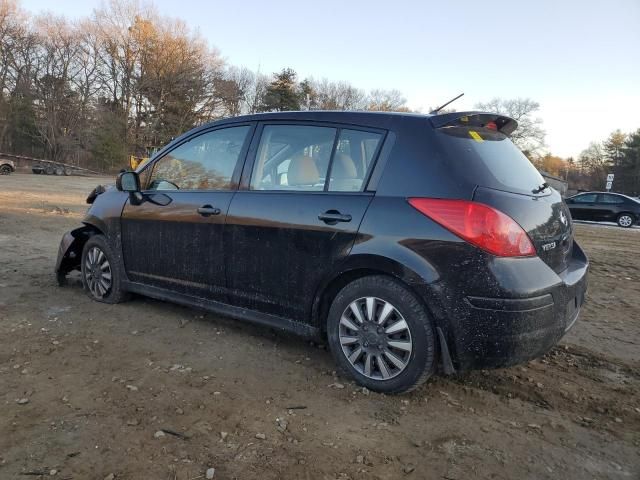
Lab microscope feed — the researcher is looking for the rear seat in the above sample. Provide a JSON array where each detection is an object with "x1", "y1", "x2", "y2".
[{"x1": 329, "y1": 152, "x2": 362, "y2": 191}]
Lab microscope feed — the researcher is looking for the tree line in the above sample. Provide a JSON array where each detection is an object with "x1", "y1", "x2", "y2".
[
  {"x1": 0, "y1": 0, "x2": 410, "y2": 171},
  {"x1": 522, "y1": 129, "x2": 640, "y2": 196},
  {"x1": 571, "y1": 130, "x2": 640, "y2": 195},
  {"x1": 1, "y1": 0, "x2": 638, "y2": 194}
]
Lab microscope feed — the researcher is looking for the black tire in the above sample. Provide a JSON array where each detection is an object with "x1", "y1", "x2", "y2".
[
  {"x1": 0, "y1": 164, "x2": 11, "y2": 175},
  {"x1": 617, "y1": 213, "x2": 634, "y2": 228},
  {"x1": 45, "y1": 165, "x2": 54, "y2": 175},
  {"x1": 54, "y1": 166, "x2": 64, "y2": 175},
  {"x1": 326, "y1": 275, "x2": 436, "y2": 394},
  {"x1": 81, "y1": 235, "x2": 129, "y2": 304}
]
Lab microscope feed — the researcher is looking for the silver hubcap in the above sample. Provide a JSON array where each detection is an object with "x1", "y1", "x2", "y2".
[
  {"x1": 619, "y1": 215, "x2": 632, "y2": 227},
  {"x1": 84, "y1": 246, "x2": 112, "y2": 298},
  {"x1": 339, "y1": 297, "x2": 412, "y2": 380}
]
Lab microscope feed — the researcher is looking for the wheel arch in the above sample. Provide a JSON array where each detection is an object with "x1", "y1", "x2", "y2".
[
  {"x1": 311, "y1": 253, "x2": 457, "y2": 373},
  {"x1": 617, "y1": 211, "x2": 636, "y2": 226},
  {"x1": 74, "y1": 222, "x2": 106, "y2": 242},
  {"x1": 56, "y1": 223, "x2": 106, "y2": 282},
  {"x1": 311, "y1": 254, "x2": 444, "y2": 333}
]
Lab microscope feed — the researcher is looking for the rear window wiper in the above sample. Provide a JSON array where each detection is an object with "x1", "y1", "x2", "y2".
[{"x1": 532, "y1": 182, "x2": 549, "y2": 194}]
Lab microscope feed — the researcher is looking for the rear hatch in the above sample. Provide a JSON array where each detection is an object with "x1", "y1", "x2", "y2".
[{"x1": 430, "y1": 113, "x2": 573, "y2": 273}]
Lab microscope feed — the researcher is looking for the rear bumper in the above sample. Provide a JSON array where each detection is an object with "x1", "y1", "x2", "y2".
[{"x1": 439, "y1": 241, "x2": 589, "y2": 371}]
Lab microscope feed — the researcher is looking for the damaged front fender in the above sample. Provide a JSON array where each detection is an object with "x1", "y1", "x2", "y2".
[{"x1": 55, "y1": 225, "x2": 99, "y2": 285}]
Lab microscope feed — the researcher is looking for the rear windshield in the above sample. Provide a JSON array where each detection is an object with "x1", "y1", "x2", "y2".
[{"x1": 436, "y1": 126, "x2": 546, "y2": 196}]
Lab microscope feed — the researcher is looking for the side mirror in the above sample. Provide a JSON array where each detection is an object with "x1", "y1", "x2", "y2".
[{"x1": 116, "y1": 171, "x2": 140, "y2": 193}]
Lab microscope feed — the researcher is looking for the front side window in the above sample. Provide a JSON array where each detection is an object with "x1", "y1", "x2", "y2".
[
  {"x1": 148, "y1": 126, "x2": 250, "y2": 191},
  {"x1": 250, "y1": 125, "x2": 336, "y2": 191}
]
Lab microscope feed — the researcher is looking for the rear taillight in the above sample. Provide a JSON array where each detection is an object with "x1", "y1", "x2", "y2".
[{"x1": 408, "y1": 198, "x2": 536, "y2": 257}]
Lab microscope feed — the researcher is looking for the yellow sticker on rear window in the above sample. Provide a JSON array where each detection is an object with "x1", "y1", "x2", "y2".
[{"x1": 469, "y1": 130, "x2": 483, "y2": 142}]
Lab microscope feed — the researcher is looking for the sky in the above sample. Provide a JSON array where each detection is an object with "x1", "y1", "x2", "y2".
[{"x1": 20, "y1": 0, "x2": 640, "y2": 158}]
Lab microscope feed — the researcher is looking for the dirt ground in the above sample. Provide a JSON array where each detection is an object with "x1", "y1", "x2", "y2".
[{"x1": 1, "y1": 173, "x2": 639, "y2": 480}]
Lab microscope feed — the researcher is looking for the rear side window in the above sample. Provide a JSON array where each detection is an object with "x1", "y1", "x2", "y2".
[
  {"x1": 250, "y1": 125, "x2": 336, "y2": 191},
  {"x1": 250, "y1": 124, "x2": 383, "y2": 192},
  {"x1": 329, "y1": 129, "x2": 383, "y2": 192},
  {"x1": 599, "y1": 194, "x2": 624, "y2": 204},
  {"x1": 435, "y1": 122, "x2": 545, "y2": 196}
]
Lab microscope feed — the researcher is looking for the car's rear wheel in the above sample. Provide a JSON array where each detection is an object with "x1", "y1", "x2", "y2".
[
  {"x1": 327, "y1": 275, "x2": 436, "y2": 394},
  {"x1": 617, "y1": 213, "x2": 634, "y2": 228},
  {"x1": 0, "y1": 164, "x2": 11, "y2": 175},
  {"x1": 81, "y1": 235, "x2": 128, "y2": 304}
]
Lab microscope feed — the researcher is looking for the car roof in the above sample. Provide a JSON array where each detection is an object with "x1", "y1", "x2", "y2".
[
  {"x1": 203, "y1": 109, "x2": 518, "y2": 133},
  {"x1": 208, "y1": 110, "x2": 431, "y2": 129},
  {"x1": 571, "y1": 191, "x2": 639, "y2": 201},
  {"x1": 573, "y1": 191, "x2": 622, "y2": 195},
  {"x1": 147, "y1": 110, "x2": 519, "y2": 164}
]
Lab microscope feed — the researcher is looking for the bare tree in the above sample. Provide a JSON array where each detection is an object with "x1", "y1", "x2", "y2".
[
  {"x1": 0, "y1": 0, "x2": 30, "y2": 149},
  {"x1": 366, "y1": 89, "x2": 409, "y2": 112},
  {"x1": 133, "y1": 15, "x2": 224, "y2": 144},
  {"x1": 579, "y1": 142, "x2": 608, "y2": 183},
  {"x1": 30, "y1": 15, "x2": 86, "y2": 161},
  {"x1": 243, "y1": 69, "x2": 269, "y2": 114},
  {"x1": 475, "y1": 98, "x2": 546, "y2": 155},
  {"x1": 301, "y1": 78, "x2": 366, "y2": 111}
]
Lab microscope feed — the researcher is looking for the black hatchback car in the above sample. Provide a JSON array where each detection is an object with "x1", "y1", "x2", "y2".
[
  {"x1": 56, "y1": 111, "x2": 588, "y2": 393},
  {"x1": 565, "y1": 191, "x2": 640, "y2": 227}
]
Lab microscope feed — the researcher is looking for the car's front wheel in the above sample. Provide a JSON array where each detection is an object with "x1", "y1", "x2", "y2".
[
  {"x1": 327, "y1": 275, "x2": 436, "y2": 394},
  {"x1": 617, "y1": 213, "x2": 634, "y2": 228},
  {"x1": 81, "y1": 235, "x2": 128, "y2": 304}
]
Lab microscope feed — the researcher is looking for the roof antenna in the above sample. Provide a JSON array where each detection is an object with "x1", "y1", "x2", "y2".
[{"x1": 430, "y1": 93, "x2": 464, "y2": 114}]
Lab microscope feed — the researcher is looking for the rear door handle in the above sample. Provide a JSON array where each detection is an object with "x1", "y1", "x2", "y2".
[
  {"x1": 197, "y1": 205, "x2": 221, "y2": 217},
  {"x1": 318, "y1": 210, "x2": 352, "y2": 224}
]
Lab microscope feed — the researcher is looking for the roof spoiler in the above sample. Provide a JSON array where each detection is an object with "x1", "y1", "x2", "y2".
[{"x1": 429, "y1": 111, "x2": 518, "y2": 136}]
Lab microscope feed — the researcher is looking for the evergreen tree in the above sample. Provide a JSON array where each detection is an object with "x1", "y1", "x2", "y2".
[
  {"x1": 603, "y1": 129, "x2": 626, "y2": 168},
  {"x1": 260, "y1": 68, "x2": 301, "y2": 112}
]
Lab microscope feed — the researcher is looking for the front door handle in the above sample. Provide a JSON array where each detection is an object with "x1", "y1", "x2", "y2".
[
  {"x1": 318, "y1": 210, "x2": 352, "y2": 224},
  {"x1": 197, "y1": 205, "x2": 221, "y2": 217}
]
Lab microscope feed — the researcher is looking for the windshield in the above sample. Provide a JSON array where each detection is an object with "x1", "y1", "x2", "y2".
[
  {"x1": 435, "y1": 125, "x2": 546, "y2": 196},
  {"x1": 622, "y1": 194, "x2": 640, "y2": 204}
]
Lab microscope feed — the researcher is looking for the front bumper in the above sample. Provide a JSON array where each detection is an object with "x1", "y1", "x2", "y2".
[
  {"x1": 447, "y1": 241, "x2": 589, "y2": 371},
  {"x1": 55, "y1": 227, "x2": 87, "y2": 284}
]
